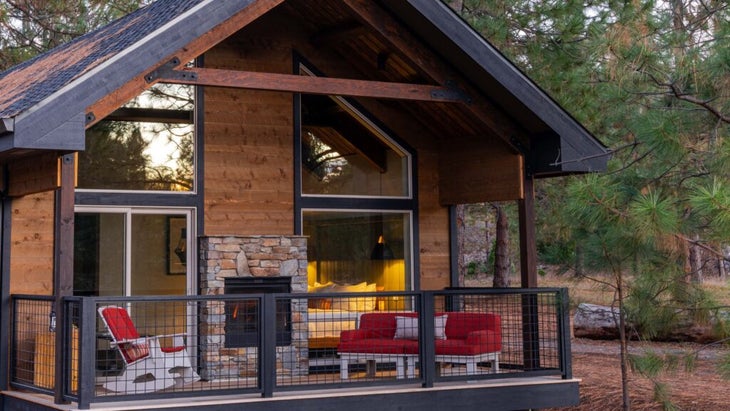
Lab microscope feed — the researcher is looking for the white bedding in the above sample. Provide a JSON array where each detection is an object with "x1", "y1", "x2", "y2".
[{"x1": 307, "y1": 308, "x2": 362, "y2": 340}]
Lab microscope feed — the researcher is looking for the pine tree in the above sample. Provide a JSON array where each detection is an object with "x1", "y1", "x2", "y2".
[
  {"x1": 454, "y1": 1, "x2": 730, "y2": 409},
  {"x1": 0, "y1": 0, "x2": 145, "y2": 70}
]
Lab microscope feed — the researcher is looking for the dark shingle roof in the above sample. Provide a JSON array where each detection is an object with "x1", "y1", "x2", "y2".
[{"x1": 0, "y1": 0, "x2": 204, "y2": 118}]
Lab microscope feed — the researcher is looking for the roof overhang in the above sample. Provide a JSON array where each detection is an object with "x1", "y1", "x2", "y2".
[
  {"x1": 4, "y1": 0, "x2": 273, "y2": 156},
  {"x1": 380, "y1": 0, "x2": 610, "y2": 175},
  {"x1": 0, "y1": 118, "x2": 12, "y2": 135}
]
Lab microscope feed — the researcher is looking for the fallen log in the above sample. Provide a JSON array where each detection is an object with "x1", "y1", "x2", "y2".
[
  {"x1": 573, "y1": 303, "x2": 621, "y2": 340},
  {"x1": 573, "y1": 303, "x2": 727, "y2": 343}
]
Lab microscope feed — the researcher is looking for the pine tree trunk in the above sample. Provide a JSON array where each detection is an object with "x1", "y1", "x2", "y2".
[
  {"x1": 616, "y1": 269, "x2": 632, "y2": 411},
  {"x1": 493, "y1": 204, "x2": 511, "y2": 288},
  {"x1": 689, "y1": 235, "x2": 704, "y2": 283}
]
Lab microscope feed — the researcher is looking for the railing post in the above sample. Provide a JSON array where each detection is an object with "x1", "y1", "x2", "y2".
[
  {"x1": 521, "y1": 291, "x2": 540, "y2": 371},
  {"x1": 77, "y1": 298, "x2": 97, "y2": 409},
  {"x1": 420, "y1": 292, "x2": 435, "y2": 388},
  {"x1": 557, "y1": 288, "x2": 573, "y2": 379},
  {"x1": 261, "y1": 294, "x2": 276, "y2": 398}
]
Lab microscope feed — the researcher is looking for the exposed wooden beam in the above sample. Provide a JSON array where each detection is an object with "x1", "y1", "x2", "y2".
[
  {"x1": 150, "y1": 67, "x2": 470, "y2": 103},
  {"x1": 340, "y1": 0, "x2": 526, "y2": 151},
  {"x1": 86, "y1": 0, "x2": 285, "y2": 128},
  {"x1": 519, "y1": 174, "x2": 537, "y2": 288}
]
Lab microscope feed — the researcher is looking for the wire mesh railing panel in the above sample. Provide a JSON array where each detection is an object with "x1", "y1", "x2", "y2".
[
  {"x1": 434, "y1": 289, "x2": 566, "y2": 380},
  {"x1": 11, "y1": 288, "x2": 570, "y2": 406},
  {"x1": 11, "y1": 296, "x2": 56, "y2": 392},
  {"x1": 92, "y1": 297, "x2": 262, "y2": 398},
  {"x1": 278, "y1": 292, "x2": 420, "y2": 387}
]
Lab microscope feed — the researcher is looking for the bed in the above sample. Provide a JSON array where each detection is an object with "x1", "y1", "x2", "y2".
[
  {"x1": 306, "y1": 281, "x2": 377, "y2": 349},
  {"x1": 307, "y1": 308, "x2": 362, "y2": 349}
]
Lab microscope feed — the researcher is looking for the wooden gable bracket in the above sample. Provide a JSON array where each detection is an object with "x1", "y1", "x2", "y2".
[{"x1": 145, "y1": 58, "x2": 471, "y2": 104}]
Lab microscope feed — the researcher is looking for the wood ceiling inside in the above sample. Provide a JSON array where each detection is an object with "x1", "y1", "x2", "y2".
[{"x1": 280, "y1": 0, "x2": 522, "y2": 151}]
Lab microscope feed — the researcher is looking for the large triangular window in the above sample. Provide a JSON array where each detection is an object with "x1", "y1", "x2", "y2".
[{"x1": 299, "y1": 68, "x2": 411, "y2": 198}]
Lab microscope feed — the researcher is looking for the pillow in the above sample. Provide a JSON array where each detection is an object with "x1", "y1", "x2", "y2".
[
  {"x1": 393, "y1": 315, "x2": 448, "y2": 340},
  {"x1": 434, "y1": 315, "x2": 448, "y2": 340},
  {"x1": 307, "y1": 281, "x2": 334, "y2": 293},
  {"x1": 356, "y1": 283, "x2": 377, "y2": 311},
  {"x1": 394, "y1": 316, "x2": 418, "y2": 340},
  {"x1": 307, "y1": 282, "x2": 334, "y2": 309},
  {"x1": 329, "y1": 282, "x2": 375, "y2": 311}
]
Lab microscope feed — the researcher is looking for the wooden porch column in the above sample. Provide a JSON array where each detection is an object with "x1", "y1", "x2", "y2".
[
  {"x1": 518, "y1": 173, "x2": 540, "y2": 370},
  {"x1": 518, "y1": 175, "x2": 537, "y2": 288},
  {"x1": 53, "y1": 153, "x2": 75, "y2": 404},
  {"x1": 0, "y1": 166, "x2": 11, "y2": 391}
]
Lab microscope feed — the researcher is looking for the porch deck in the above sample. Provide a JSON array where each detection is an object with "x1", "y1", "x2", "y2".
[
  {"x1": 7, "y1": 289, "x2": 576, "y2": 411},
  {"x1": 3, "y1": 376, "x2": 579, "y2": 411}
]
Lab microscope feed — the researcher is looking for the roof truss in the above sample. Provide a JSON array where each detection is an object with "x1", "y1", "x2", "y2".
[{"x1": 146, "y1": 63, "x2": 471, "y2": 104}]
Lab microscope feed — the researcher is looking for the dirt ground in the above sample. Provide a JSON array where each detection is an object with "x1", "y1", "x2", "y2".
[{"x1": 552, "y1": 338, "x2": 728, "y2": 411}]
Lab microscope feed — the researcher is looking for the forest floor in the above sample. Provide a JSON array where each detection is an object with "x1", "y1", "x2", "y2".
[
  {"x1": 554, "y1": 338, "x2": 728, "y2": 410},
  {"x1": 465, "y1": 271, "x2": 730, "y2": 410}
]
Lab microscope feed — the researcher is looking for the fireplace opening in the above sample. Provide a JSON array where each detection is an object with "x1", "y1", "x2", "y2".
[{"x1": 224, "y1": 277, "x2": 292, "y2": 348}]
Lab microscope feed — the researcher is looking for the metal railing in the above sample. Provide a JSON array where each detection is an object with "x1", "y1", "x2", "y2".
[{"x1": 10, "y1": 288, "x2": 571, "y2": 409}]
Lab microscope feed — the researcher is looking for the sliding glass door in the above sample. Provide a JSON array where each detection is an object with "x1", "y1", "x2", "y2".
[{"x1": 73, "y1": 208, "x2": 194, "y2": 297}]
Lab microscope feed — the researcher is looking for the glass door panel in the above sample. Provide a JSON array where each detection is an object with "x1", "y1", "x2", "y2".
[
  {"x1": 131, "y1": 214, "x2": 187, "y2": 295},
  {"x1": 74, "y1": 213, "x2": 125, "y2": 296},
  {"x1": 73, "y1": 210, "x2": 190, "y2": 297}
]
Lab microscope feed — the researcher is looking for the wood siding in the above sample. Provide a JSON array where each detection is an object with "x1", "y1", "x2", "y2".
[
  {"x1": 200, "y1": 9, "x2": 461, "y2": 289},
  {"x1": 203, "y1": 18, "x2": 295, "y2": 236},
  {"x1": 6, "y1": 153, "x2": 61, "y2": 198},
  {"x1": 439, "y1": 135, "x2": 524, "y2": 204},
  {"x1": 10, "y1": 192, "x2": 55, "y2": 295}
]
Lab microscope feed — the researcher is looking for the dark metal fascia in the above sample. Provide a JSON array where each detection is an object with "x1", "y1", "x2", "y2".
[{"x1": 0, "y1": 118, "x2": 13, "y2": 136}]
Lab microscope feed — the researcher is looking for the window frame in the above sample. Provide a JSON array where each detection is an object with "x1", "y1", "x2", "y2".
[{"x1": 293, "y1": 56, "x2": 420, "y2": 290}]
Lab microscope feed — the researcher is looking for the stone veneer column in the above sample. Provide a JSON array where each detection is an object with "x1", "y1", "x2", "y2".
[{"x1": 198, "y1": 235, "x2": 308, "y2": 380}]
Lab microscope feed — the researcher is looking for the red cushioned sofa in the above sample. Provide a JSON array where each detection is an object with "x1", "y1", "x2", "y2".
[{"x1": 337, "y1": 311, "x2": 501, "y2": 379}]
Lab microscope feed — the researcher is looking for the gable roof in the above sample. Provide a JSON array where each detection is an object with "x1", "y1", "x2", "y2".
[
  {"x1": 0, "y1": 0, "x2": 203, "y2": 119},
  {"x1": 0, "y1": 0, "x2": 608, "y2": 174},
  {"x1": 0, "y1": 0, "x2": 270, "y2": 154}
]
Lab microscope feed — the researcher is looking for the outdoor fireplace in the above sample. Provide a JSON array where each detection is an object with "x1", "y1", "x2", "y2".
[
  {"x1": 224, "y1": 277, "x2": 292, "y2": 348},
  {"x1": 199, "y1": 235, "x2": 308, "y2": 380}
]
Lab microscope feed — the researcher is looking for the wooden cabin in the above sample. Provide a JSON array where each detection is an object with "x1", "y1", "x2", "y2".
[{"x1": 0, "y1": 1, "x2": 608, "y2": 410}]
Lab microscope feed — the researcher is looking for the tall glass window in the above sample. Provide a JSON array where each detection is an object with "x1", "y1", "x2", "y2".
[{"x1": 303, "y1": 211, "x2": 412, "y2": 293}]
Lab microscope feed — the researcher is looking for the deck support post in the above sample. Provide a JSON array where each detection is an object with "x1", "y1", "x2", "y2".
[
  {"x1": 53, "y1": 153, "x2": 76, "y2": 404},
  {"x1": 261, "y1": 294, "x2": 277, "y2": 398},
  {"x1": 518, "y1": 173, "x2": 540, "y2": 370}
]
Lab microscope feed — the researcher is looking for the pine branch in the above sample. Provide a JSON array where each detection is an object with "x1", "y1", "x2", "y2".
[
  {"x1": 667, "y1": 82, "x2": 730, "y2": 125},
  {"x1": 674, "y1": 233, "x2": 726, "y2": 259}
]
